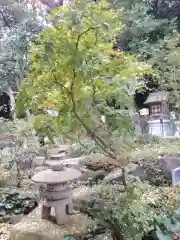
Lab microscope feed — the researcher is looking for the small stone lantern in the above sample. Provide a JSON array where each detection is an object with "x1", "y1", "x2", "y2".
[{"x1": 32, "y1": 164, "x2": 81, "y2": 225}]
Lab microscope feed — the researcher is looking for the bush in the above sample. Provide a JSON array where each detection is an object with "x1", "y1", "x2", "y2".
[
  {"x1": 127, "y1": 138, "x2": 180, "y2": 164},
  {"x1": 90, "y1": 182, "x2": 180, "y2": 240},
  {"x1": 5, "y1": 142, "x2": 38, "y2": 187},
  {"x1": 0, "y1": 118, "x2": 39, "y2": 187}
]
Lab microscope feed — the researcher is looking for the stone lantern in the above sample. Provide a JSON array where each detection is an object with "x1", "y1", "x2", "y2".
[
  {"x1": 144, "y1": 91, "x2": 172, "y2": 137},
  {"x1": 32, "y1": 164, "x2": 81, "y2": 225}
]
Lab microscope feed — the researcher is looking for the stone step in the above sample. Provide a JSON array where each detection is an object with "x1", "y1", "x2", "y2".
[
  {"x1": 49, "y1": 153, "x2": 66, "y2": 161},
  {"x1": 47, "y1": 145, "x2": 70, "y2": 155},
  {"x1": 34, "y1": 157, "x2": 45, "y2": 167},
  {"x1": 44, "y1": 156, "x2": 88, "y2": 169}
]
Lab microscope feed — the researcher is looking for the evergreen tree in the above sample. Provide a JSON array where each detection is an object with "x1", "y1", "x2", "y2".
[
  {"x1": 115, "y1": 0, "x2": 180, "y2": 105},
  {"x1": 0, "y1": 0, "x2": 44, "y2": 93}
]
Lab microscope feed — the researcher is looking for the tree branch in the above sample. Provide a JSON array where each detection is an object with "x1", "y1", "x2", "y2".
[
  {"x1": 69, "y1": 63, "x2": 117, "y2": 158},
  {"x1": 45, "y1": 28, "x2": 120, "y2": 161},
  {"x1": 67, "y1": 29, "x2": 120, "y2": 160},
  {"x1": 75, "y1": 27, "x2": 100, "y2": 50},
  {"x1": 0, "y1": 10, "x2": 11, "y2": 29}
]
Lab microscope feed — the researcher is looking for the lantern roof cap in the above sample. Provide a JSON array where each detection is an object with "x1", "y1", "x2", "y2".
[
  {"x1": 32, "y1": 164, "x2": 81, "y2": 184},
  {"x1": 144, "y1": 91, "x2": 167, "y2": 104}
]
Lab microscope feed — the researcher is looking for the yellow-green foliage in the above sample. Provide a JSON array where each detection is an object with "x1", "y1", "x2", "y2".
[
  {"x1": 18, "y1": 0, "x2": 150, "y2": 137},
  {"x1": 33, "y1": 114, "x2": 59, "y2": 137}
]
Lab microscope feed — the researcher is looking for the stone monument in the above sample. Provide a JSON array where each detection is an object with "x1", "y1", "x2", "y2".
[
  {"x1": 172, "y1": 166, "x2": 180, "y2": 186},
  {"x1": 32, "y1": 164, "x2": 81, "y2": 225}
]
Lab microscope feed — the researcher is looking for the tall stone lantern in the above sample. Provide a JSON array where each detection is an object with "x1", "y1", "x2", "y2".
[
  {"x1": 144, "y1": 91, "x2": 172, "y2": 137},
  {"x1": 32, "y1": 164, "x2": 81, "y2": 225}
]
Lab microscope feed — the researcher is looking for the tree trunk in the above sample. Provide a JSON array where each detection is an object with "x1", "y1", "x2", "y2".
[
  {"x1": 73, "y1": 111, "x2": 128, "y2": 185},
  {"x1": 111, "y1": 231, "x2": 124, "y2": 240},
  {"x1": 7, "y1": 85, "x2": 16, "y2": 119},
  {"x1": 122, "y1": 167, "x2": 127, "y2": 186}
]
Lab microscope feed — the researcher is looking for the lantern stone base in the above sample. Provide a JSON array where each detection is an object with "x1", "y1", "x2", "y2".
[
  {"x1": 42, "y1": 198, "x2": 73, "y2": 225},
  {"x1": 9, "y1": 204, "x2": 92, "y2": 240},
  {"x1": 148, "y1": 119, "x2": 173, "y2": 137}
]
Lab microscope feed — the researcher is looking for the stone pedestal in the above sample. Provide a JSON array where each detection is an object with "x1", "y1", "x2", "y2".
[
  {"x1": 148, "y1": 119, "x2": 173, "y2": 137},
  {"x1": 40, "y1": 184, "x2": 73, "y2": 224},
  {"x1": 42, "y1": 199, "x2": 73, "y2": 225},
  {"x1": 34, "y1": 157, "x2": 45, "y2": 167}
]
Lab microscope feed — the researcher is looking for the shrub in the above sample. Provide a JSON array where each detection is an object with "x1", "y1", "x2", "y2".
[
  {"x1": 0, "y1": 118, "x2": 39, "y2": 187},
  {"x1": 6, "y1": 142, "x2": 38, "y2": 187},
  {"x1": 91, "y1": 182, "x2": 180, "y2": 240}
]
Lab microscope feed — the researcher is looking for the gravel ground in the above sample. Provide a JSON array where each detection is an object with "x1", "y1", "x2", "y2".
[{"x1": 0, "y1": 223, "x2": 11, "y2": 240}]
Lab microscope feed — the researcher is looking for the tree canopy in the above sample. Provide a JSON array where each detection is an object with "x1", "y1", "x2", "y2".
[
  {"x1": 0, "y1": 0, "x2": 44, "y2": 93},
  {"x1": 111, "y1": 0, "x2": 180, "y2": 106},
  {"x1": 18, "y1": 0, "x2": 149, "y2": 159}
]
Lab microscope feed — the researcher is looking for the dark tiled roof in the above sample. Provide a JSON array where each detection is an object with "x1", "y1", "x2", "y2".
[{"x1": 144, "y1": 91, "x2": 167, "y2": 104}]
